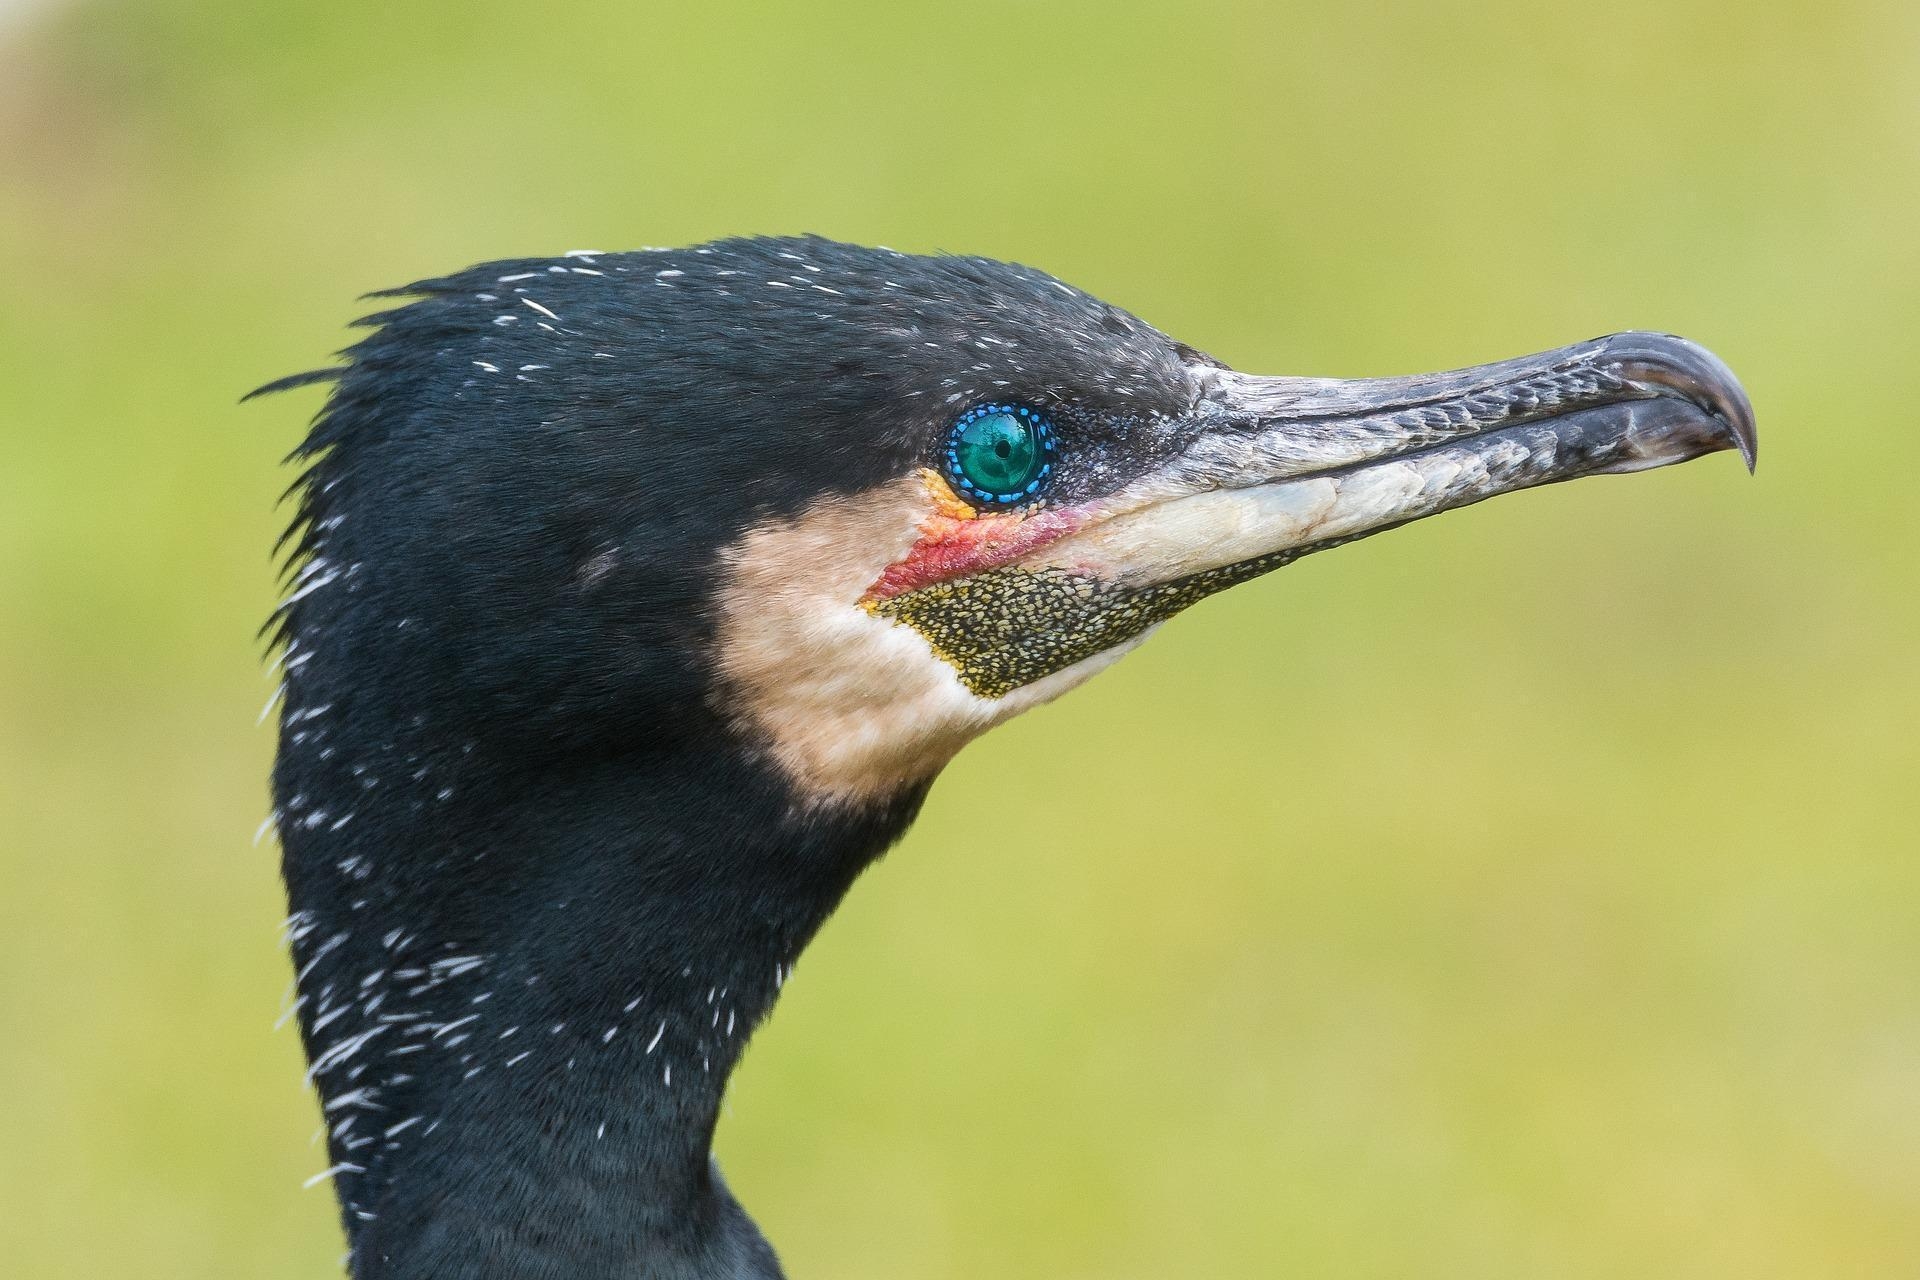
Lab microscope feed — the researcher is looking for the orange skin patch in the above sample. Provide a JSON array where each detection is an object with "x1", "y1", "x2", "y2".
[{"x1": 863, "y1": 470, "x2": 1089, "y2": 602}]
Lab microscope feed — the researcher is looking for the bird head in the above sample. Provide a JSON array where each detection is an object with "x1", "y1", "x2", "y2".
[
  {"x1": 265, "y1": 236, "x2": 1754, "y2": 1271},
  {"x1": 272, "y1": 235, "x2": 1753, "y2": 814}
]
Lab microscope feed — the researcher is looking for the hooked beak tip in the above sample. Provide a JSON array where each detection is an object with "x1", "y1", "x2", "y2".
[{"x1": 1603, "y1": 333, "x2": 1757, "y2": 473}]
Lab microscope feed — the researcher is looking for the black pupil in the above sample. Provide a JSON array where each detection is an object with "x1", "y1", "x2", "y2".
[{"x1": 994, "y1": 441, "x2": 1011, "y2": 457}]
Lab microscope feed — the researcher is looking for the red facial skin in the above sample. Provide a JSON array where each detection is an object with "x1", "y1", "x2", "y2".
[{"x1": 863, "y1": 471, "x2": 1091, "y2": 602}]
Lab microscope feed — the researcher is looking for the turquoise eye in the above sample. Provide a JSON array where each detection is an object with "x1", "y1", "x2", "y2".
[{"x1": 944, "y1": 404, "x2": 1055, "y2": 505}]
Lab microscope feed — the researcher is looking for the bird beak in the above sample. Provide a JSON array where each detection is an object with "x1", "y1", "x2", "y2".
[
  {"x1": 867, "y1": 330, "x2": 1755, "y2": 704},
  {"x1": 1023, "y1": 331, "x2": 1756, "y2": 590}
]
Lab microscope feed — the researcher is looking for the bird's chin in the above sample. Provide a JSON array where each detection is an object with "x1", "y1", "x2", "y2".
[{"x1": 710, "y1": 473, "x2": 1148, "y2": 808}]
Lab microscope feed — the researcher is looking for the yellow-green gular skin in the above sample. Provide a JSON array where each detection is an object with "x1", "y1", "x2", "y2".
[{"x1": 869, "y1": 550, "x2": 1298, "y2": 698}]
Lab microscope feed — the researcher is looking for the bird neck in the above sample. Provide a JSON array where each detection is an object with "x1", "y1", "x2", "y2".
[{"x1": 279, "y1": 729, "x2": 924, "y2": 1279}]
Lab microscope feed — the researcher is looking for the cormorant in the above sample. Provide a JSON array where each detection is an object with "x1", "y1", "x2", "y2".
[{"x1": 260, "y1": 235, "x2": 1755, "y2": 1279}]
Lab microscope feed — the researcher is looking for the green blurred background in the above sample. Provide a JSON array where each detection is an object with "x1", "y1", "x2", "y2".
[{"x1": 2, "y1": 0, "x2": 1916, "y2": 1275}]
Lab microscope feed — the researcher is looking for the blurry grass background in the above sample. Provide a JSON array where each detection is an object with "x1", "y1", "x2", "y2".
[{"x1": 2, "y1": 0, "x2": 1917, "y2": 1275}]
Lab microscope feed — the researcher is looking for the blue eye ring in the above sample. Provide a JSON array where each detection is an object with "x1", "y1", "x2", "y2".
[{"x1": 942, "y1": 403, "x2": 1057, "y2": 507}]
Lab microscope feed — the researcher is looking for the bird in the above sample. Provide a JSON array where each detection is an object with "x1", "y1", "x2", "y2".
[{"x1": 258, "y1": 235, "x2": 1755, "y2": 1279}]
